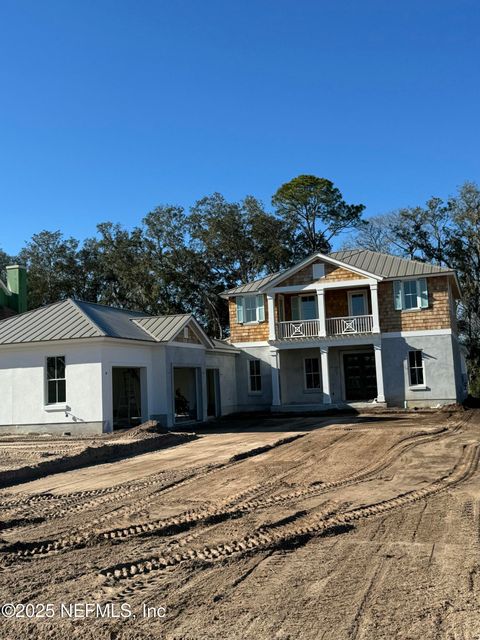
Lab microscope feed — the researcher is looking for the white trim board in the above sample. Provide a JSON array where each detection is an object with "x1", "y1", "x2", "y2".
[
  {"x1": 230, "y1": 341, "x2": 270, "y2": 348},
  {"x1": 273, "y1": 335, "x2": 381, "y2": 350},
  {"x1": 268, "y1": 278, "x2": 377, "y2": 294},
  {"x1": 263, "y1": 252, "x2": 384, "y2": 289},
  {"x1": 382, "y1": 329, "x2": 452, "y2": 338}
]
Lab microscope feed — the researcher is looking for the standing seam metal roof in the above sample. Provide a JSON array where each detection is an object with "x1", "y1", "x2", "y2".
[
  {"x1": 0, "y1": 299, "x2": 214, "y2": 346},
  {"x1": 222, "y1": 249, "x2": 454, "y2": 296},
  {"x1": 132, "y1": 314, "x2": 192, "y2": 342}
]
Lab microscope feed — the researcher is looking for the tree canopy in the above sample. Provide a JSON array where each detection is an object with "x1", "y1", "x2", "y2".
[
  {"x1": 3, "y1": 176, "x2": 480, "y2": 393},
  {"x1": 272, "y1": 175, "x2": 365, "y2": 257}
]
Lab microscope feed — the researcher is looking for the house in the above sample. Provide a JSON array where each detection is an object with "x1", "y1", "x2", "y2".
[
  {"x1": 221, "y1": 249, "x2": 468, "y2": 411},
  {"x1": 0, "y1": 299, "x2": 237, "y2": 434},
  {"x1": 0, "y1": 265, "x2": 27, "y2": 319},
  {"x1": 0, "y1": 250, "x2": 468, "y2": 436}
]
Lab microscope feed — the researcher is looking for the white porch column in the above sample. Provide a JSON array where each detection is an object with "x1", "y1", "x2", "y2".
[
  {"x1": 374, "y1": 343, "x2": 386, "y2": 403},
  {"x1": 320, "y1": 346, "x2": 331, "y2": 404},
  {"x1": 316, "y1": 289, "x2": 326, "y2": 337},
  {"x1": 270, "y1": 348, "x2": 281, "y2": 406},
  {"x1": 370, "y1": 283, "x2": 380, "y2": 333},
  {"x1": 267, "y1": 294, "x2": 276, "y2": 341}
]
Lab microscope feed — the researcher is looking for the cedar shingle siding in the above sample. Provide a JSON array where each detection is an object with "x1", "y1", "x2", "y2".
[
  {"x1": 228, "y1": 296, "x2": 269, "y2": 343},
  {"x1": 378, "y1": 277, "x2": 453, "y2": 333}
]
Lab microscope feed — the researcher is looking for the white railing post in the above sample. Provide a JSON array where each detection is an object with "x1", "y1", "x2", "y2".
[
  {"x1": 370, "y1": 283, "x2": 380, "y2": 333},
  {"x1": 267, "y1": 294, "x2": 276, "y2": 340},
  {"x1": 374, "y1": 342, "x2": 386, "y2": 402},
  {"x1": 320, "y1": 346, "x2": 331, "y2": 404},
  {"x1": 317, "y1": 289, "x2": 326, "y2": 337},
  {"x1": 270, "y1": 348, "x2": 281, "y2": 406}
]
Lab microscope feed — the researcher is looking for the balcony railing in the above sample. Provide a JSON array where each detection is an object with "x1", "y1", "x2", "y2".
[
  {"x1": 275, "y1": 315, "x2": 374, "y2": 340},
  {"x1": 326, "y1": 315, "x2": 374, "y2": 336},
  {"x1": 276, "y1": 319, "x2": 322, "y2": 340}
]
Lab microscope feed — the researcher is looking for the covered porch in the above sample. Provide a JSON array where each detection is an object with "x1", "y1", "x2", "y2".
[
  {"x1": 267, "y1": 280, "x2": 381, "y2": 342},
  {"x1": 269, "y1": 340, "x2": 386, "y2": 409}
]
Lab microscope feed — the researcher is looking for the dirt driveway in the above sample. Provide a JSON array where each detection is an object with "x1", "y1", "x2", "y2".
[{"x1": 1, "y1": 410, "x2": 479, "y2": 639}]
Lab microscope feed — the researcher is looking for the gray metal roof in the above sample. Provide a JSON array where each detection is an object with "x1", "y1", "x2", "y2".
[
  {"x1": 0, "y1": 299, "x2": 216, "y2": 347},
  {"x1": 133, "y1": 314, "x2": 191, "y2": 342},
  {"x1": 74, "y1": 300, "x2": 155, "y2": 341},
  {"x1": 210, "y1": 338, "x2": 240, "y2": 352},
  {"x1": 221, "y1": 271, "x2": 281, "y2": 297},
  {"x1": 329, "y1": 250, "x2": 453, "y2": 279},
  {"x1": 221, "y1": 249, "x2": 454, "y2": 296},
  {"x1": 0, "y1": 299, "x2": 104, "y2": 345}
]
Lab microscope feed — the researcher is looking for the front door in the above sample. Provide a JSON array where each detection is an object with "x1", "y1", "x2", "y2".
[{"x1": 343, "y1": 352, "x2": 377, "y2": 401}]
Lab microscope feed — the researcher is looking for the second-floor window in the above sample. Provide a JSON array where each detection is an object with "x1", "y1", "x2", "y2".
[
  {"x1": 393, "y1": 279, "x2": 428, "y2": 311},
  {"x1": 291, "y1": 295, "x2": 317, "y2": 321},
  {"x1": 236, "y1": 295, "x2": 265, "y2": 324}
]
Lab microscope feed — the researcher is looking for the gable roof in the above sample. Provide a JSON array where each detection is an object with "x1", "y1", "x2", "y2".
[
  {"x1": 133, "y1": 314, "x2": 214, "y2": 347},
  {"x1": 329, "y1": 249, "x2": 453, "y2": 279},
  {"x1": 221, "y1": 249, "x2": 456, "y2": 297},
  {"x1": 0, "y1": 299, "x2": 213, "y2": 347}
]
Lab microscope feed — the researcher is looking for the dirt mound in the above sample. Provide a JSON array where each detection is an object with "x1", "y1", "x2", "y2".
[{"x1": 0, "y1": 430, "x2": 196, "y2": 489}]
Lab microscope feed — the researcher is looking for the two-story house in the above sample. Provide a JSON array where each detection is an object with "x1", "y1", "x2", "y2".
[{"x1": 222, "y1": 249, "x2": 467, "y2": 410}]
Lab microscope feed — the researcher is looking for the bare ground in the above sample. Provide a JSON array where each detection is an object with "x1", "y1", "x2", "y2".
[{"x1": 1, "y1": 409, "x2": 480, "y2": 639}]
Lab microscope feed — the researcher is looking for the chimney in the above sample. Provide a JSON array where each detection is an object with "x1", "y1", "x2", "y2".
[{"x1": 6, "y1": 265, "x2": 27, "y2": 313}]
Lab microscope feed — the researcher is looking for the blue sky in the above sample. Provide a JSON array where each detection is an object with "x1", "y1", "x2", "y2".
[{"x1": 0, "y1": 0, "x2": 479, "y2": 255}]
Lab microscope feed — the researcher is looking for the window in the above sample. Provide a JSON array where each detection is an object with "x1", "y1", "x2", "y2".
[
  {"x1": 248, "y1": 359, "x2": 262, "y2": 393},
  {"x1": 236, "y1": 295, "x2": 265, "y2": 324},
  {"x1": 313, "y1": 263, "x2": 325, "y2": 279},
  {"x1": 292, "y1": 295, "x2": 317, "y2": 321},
  {"x1": 408, "y1": 350, "x2": 424, "y2": 386},
  {"x1": 393, "y1": 279, "x2": 428, "y2": 311},
  {"x1": 304, "y1": 357, "x2": 321, "y2": 389},
  {"x1": 46, "y1": 356, "x2": 66, "y2": 404},
  {"x1": 348, "y1": 291, "x2": 367, "y2": 316}
]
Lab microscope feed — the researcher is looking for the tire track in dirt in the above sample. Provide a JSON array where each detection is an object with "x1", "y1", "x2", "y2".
[
  {"x1": 2, "y1": 435, "x2": 308, "y2": 554},
  {"x1": 97, "y1": 442, "x2": 479, "y2": 584},
  {"x1": 5, "y1": 417, "x2": 466, "y2": 560},
  {"x1": 1, "y1": 434, "x2": 307, "y2": 536}
]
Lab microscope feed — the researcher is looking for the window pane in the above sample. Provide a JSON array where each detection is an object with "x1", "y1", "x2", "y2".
[
  {"x1": 245, "y1": 297, "x2": 257, "y2": 322},
  {"x1": 351, "y1": 294, "x2": 366, "y2": 316},
  {"x1": 56, "y1": 356, "x2": 65, "y2": 379},
  {"x1": 404, "y1": 281, "x2": 418, "y2": 309},
  {"x1": 416, "y1": 367, "x2": 424, "y2": 385},
  {"x1": 301, "y1": 297, "x2": 317, "y2": 320},
  {"x1": 47, "y1": 380, "x2": 57, "y2": 404},
  {"x1": 57, "y1": 379, "x2": 66, "y2": 403},
  {"x1": 47, "y1": 358, "x2": 56, "y2": 381}
]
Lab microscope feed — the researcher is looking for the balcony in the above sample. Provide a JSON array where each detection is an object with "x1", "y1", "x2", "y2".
[{"x1": 275, "y1": 315, "x2": 374, "y2": 340}]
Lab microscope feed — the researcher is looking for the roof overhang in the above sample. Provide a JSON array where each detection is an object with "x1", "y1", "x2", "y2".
[{"x1": 259, "y1": 252, "x2": 383, "y2": 292}]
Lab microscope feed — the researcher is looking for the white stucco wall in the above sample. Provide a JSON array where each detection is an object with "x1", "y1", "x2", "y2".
[
  {"x1": 0, "y1": 341, "x2": 104, "y2": 434},
  {"x1": 234, "y1": 346, "x2": 272, "y2": 411},
  {"x1": 206, "y1": 350, "x2": 238, "y2": 416}
]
